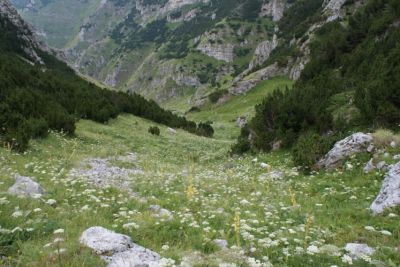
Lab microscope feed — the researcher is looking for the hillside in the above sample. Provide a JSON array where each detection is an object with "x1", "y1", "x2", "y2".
[
  {"x1": 0, "y1": 0, "x2": 211, "y2": 152},
  {"x1": 11, "y1": 0, "x2": 363, "y2": 110},
  {"x1": 1, "y1": 0, "x2": 400, "y2": 266}
]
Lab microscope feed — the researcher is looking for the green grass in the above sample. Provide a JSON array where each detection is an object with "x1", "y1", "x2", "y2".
[
  {"x1": 187, "y1": 76, "x2": 293, "y2": 140},
  {"x1": 0, "y1": 113, "x2": 398, "y2": 266}
]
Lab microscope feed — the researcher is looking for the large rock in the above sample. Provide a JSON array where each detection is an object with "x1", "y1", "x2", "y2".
[
  {"x1": 80, "y1": 227, "x2": 161, "y2": 267},
  {"x1": 8, "y1": 175, "x2": 45, "y2": 198},
  {"x1": 317, "y1": 133, "x2": 373, "y2": 170},
  {"x1": 370, "y1": 162, "x2": 400, "y2": 214}
]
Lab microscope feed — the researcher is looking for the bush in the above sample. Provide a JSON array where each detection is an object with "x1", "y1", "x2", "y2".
[
  {"x1": 27, "y1": 117, "x2": 49, "y2": 138},
  {"x1": 196, "y1": 122, "x2": 214, "y2": 138},
  {"x1": 292, "y1": 132, "x2": 333, "y2": 170},
  {"x1": 209, "y1": 90, "x2": 227, "y2": 104},
  {"x1": 231, "y1": 126, "x2": 251, "y2": 155},
  {"x1": 148, "y1": 126, "x2": 160, "y2": 136}
]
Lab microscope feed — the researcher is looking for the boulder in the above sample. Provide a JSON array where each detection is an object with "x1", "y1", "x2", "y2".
[
  {"x1": 80, "y1": 227, "x2": 161, "y2": 267},
  {"x1": 370, "y1": 162, "x2": 400, "y2": 214},
  {"x1": 345, "y1": 243, "x2": 375, "y2": 259},
  {"x1": 317, "y1": 133, "x2": 373, "y2": 170},
  {"x1": 8, "y1": 175, "x2": 45, "y2": 198}
]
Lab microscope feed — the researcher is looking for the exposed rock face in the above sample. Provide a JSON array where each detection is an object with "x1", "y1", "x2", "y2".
[
  {"x1": 248, "y1": 35, "x2": 278, "y2": 70},
  {"x1": 80, "y1": 226, "x2": 161, "y2": 267},
  {"x1": 136, "y1": 0, "x2": 209, "y2": 23},
  {"x1": 317, "y1": 133, "x2": 374, "y2": 170},
  {"x1": 8, "y1": 175, "x2": 45, "y2": 198},
  {"x1": 370, "y1": 162, "x2": 400, "y2": 214},
  {"x1": 261, "y1": 0, "x2": 286, "y2": 21},
  {"x1": 324, "y1": 0, "x2": 347, "y2": 22},
  {"x1": 0, "y1": 0, "x2": 52, "y2": 64},
  {"x1": 345, "y1": 243, "x2": 375, "y2": 259},
  {"x1": 197, "y1": 42, "x2": 234, "y2": 62},
  {"x1": 229, "y1": 63, "x2": 286, "y2": 95},
  {"x1": 173, "y1": 74, "x2": 202, "y2": 88}
]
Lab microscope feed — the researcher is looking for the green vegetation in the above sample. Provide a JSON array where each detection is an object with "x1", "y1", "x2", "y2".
[
  {"x1": 235, "y1": 0, "x2": 400, "y2": 162},
  {"x1": 148, "y1": 126, "x2": 161, "y2": 136},
  {"x1": 0, "y1": 114, "x2": 399, "y2": 266},
  {"x1": 0, "y1": 14, "x2": 212, "y2": 152}
]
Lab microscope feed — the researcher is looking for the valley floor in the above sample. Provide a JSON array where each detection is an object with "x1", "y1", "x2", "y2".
[{"x1": 0, "y1": 114, "x2": 399, "y2": 266}]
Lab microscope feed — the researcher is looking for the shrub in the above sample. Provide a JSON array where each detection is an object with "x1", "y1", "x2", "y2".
[
  {"x1": 292, "y1": 131, "x2": 333, "y2": 170},
  {"x1": 196, "y1": 122, "x2": 214, "y2": 138},
  {"x1": 372, "y1": 129, "x2": 400, "y2": 148},
  {"x1": 208, "y1": 90, "x2": 227, "y2": 103},
  {"x1": 231, "y1": 126, "x2": 251, "y2": 155},
  {"x1": 148, "y1": 126, "x2": 160, "y2": 136},
  {"x1": 27, "y1": 117, "x2": 49, "y2": 138}
]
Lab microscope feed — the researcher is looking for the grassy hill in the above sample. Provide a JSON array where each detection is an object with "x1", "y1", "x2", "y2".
[{"x1": 0, "y1": 113, "x2": 399, "y2": 266}]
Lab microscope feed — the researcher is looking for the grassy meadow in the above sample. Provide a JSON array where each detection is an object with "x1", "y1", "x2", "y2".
[{"x1": 0, "y1": 77, "x2": 399, "y2": 266}]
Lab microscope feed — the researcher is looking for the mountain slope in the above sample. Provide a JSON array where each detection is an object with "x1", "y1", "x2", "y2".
[
  {"x1": 14, "y1": 0, "x2": 366, "y2": 111},
  {"x1": 233, "y1": 0, "x2": 400, "y2": 162},
  {"x1": 0, "y1": 0, "x2": 211, "y2": 151}
]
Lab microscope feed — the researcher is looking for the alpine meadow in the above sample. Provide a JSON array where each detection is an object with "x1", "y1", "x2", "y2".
[{"x1": 0, "y1": 0, "x2": 399, "y2": 266}]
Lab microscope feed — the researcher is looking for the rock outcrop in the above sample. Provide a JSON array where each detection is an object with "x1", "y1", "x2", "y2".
[
  {"x1": 229, "y1": 63, "x2": 287, "y2": 95},
  {"x1": 80, "y1": 226, "x2": 161, "y2": 267},
  {"x1": 197, "y1": 42, "x2": 234, "y2": 63},
  {"x1": 8, "y1": 175, "x2": 45, "y2": 198},
  {"x1": 248, "y1": 35, "x2": 278, "y2": 70},
  {"x1": 261, "y1": 0, "x2": 287, "y2": 21},
  {"x1": 0, "y1": 0, "x2": 51, "y2": 64},
  {"x1": 370, "y1": 162, "x2": 400, "y2": 214},
  {"x1": 323, "y1": 0, "x2": 347, "y2": 22},
  {"x1": 317, "y1": 133, "x2": 374, "y2": 170}
]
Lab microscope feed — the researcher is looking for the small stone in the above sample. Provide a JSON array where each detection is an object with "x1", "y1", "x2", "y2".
[
  {"x1": 364, "y1": 159, "x2": 375, "y2": 173},
  {"x1": 260, "y1": 163, "x2": 270, "y2": 169},
  {"x1": 213, "y1": 239, "x2": 228, "y2": 250},
  {"x1": 390, "y1": 141, "x2": 396, "y2": 148},
  {"x1": 149, "y1": 205, "x2": 173, "y2": 221},
  {"x1": 376, "y1": 161, "x2": 387, "y2": 171}
]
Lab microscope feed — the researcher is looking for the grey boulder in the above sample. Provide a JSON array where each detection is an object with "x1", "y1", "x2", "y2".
[
  {"x1": 370, "y1": 162, "x2": 400, "y2": 214},
  {"x1": 80, "y1": 226, "x2": 161, "y2": 267},
  {"x1": 317, "y1": 133, "x2": 373, "y2": 170},
  {"x1": 8, "y1": 175, "x2": 45, "y2": 198}
]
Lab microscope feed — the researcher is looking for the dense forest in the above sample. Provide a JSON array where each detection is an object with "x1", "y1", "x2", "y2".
[
  {"x1": 233, "y1": 0, "x2": 400, "y2": 168},
  {"x1": 0, "y1": 12, "x2": 213, "y2": 152}
]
